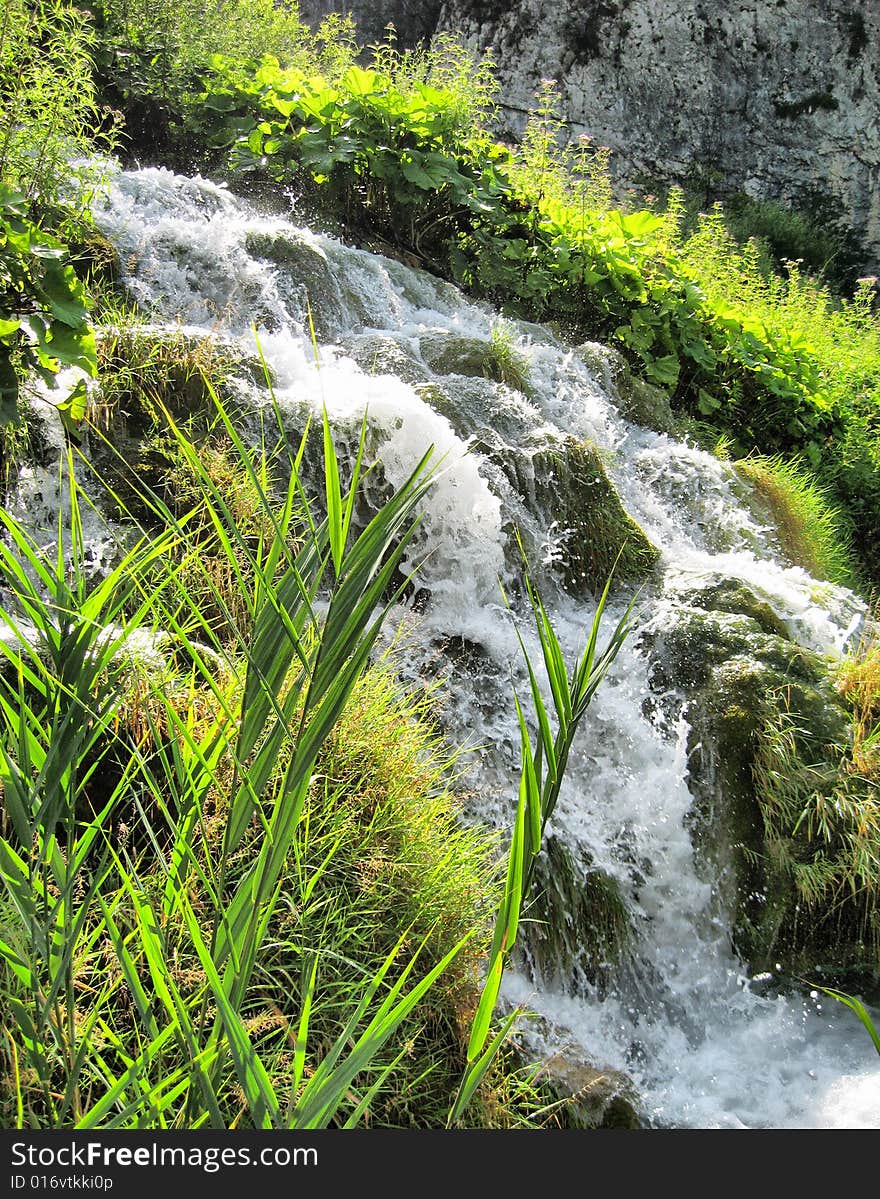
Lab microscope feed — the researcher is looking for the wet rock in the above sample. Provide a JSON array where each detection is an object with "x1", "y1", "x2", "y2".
[
  {"x1": 341, "y1": 332, "x2": 430, "y2": 386},
  {"x1": 578, "y1": 342, "x2": 678, "y2": 435},
  {"x1": 532, "y1": 437, "x2": 660, "y2": 592},
  {"x1": 522, "y1": 834, "x2": 633, "y2": 995},
  {"x1": 534, "y1": 1051, "x2": 642, "y2": 1129},
  {"x1": 244, "y1": 228, "x2": 346, "y2": 337},
  {"x1": 642, "y1": 575, "x2": 877, "y2": 986}
]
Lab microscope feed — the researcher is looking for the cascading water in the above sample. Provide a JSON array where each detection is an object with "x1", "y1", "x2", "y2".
[{"x1": 75, "y1": 163, "x2": 880, "y2": 1128}]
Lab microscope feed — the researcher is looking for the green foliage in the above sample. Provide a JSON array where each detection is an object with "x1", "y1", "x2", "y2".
[
  {"x1": 90, "y1": 0, "x2": 358, "y2": 154},
  {"x1": 0, "y1": 0, "x2": 115, "y2": 212},
  {"x1": 0, "y1": 0, "x2": 114, "y2": 430},
  {"x1": 0, "y1": 371, "x2": 596, "y2": 1128},
  {"x1": 71, "y1": 12, "x2": 880, "y2": 578},
  {"x1": 0, "y1": 385, "x2": 459, "y2": 1127},
  {"x1": 0, "y1": 191, "x2": 96, "y2": 426}
]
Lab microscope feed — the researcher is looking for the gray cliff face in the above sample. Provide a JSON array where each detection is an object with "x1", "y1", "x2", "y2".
[
  {"x1": 299, "y1": 0, "x2": 880, "y2": 269},
  {"x1": 298, "y1": 0, "x2": 444, "y2": 46}
]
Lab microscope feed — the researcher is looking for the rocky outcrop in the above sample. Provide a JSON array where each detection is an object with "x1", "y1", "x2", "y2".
[
  {"x1": 641, "y1": 574, "x2": 879, "y2": 989},
  {"x1": 300, "y1": 0, "x2": 880, "y2": 270}
]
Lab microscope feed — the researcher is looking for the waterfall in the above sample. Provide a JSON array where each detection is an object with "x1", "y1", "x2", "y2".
[{"x1": 75, "y1": 163, "x2": 879, "y2": 1128}]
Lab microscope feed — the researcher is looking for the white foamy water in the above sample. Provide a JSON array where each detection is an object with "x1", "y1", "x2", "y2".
[{"x1": 88, "y1": 164, "x2": 879, "y2": 1129}]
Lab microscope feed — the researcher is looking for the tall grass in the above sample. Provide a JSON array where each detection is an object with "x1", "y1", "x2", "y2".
[
  {"x1": 836, "y1": 608, "x2": 880, "y2": 776},
  {"x1": 0, "y1": 373, "x2": 630, "y2": 1127},
  {"x1": 0, "y1": 385, "x2": 462, "y2": 1127},
  {"x1": 735, "y1": 454, "x2": 857, "y2": 587}
]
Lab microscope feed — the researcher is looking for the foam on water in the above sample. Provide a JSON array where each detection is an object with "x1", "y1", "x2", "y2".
[{"x1": 87, "y1": 164, "x2": 880, "y2": 1128}]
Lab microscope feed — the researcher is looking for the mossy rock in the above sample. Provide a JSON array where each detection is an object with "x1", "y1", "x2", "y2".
[
  {"x1": 89, "y1": 327, "x2": 269, "y2": 527},
  {"x1": 415, "y1": 375, "x2": 540, "y2": 447},
  {"x1": 534, "y1": 1052, "x2": 642, "y2": 1129},
  {"x1": 244, "y1": 229, "x2": 345, "y2": 337},
  {"x1": 522, "y1": 834, "x2": 633, "y2": 995},
  {"x1": 536, "y1": 437, "x2": 659, "y2": 592},
  {"x1": 418, "y1": 331, "x2": 495, "y2": 379},
  {"x1": 341, "y1": 333, "x2": 430, "y2": 386},
  {"x1": 578, "y1": 341, "x2": 677, "y2": 435},
  {"x1": 685, "y1": 577, "x2": 793, "y2": 640},
  {"x1": 417, "y1": 330, "x2": 531, "y2": 395},
  {"x1": 643, "y1": 578, "x2": 877, "y2": 985},
  {"x1": 481, "y1": 434, "x2": 658, "y2": 594}
]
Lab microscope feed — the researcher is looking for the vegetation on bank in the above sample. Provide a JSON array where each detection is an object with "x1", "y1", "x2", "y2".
[{"x1": 734, "y1": 454, "x2": 857, "y2": 588}]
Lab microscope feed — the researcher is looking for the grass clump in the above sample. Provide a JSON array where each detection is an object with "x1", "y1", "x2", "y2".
[
  {"x1": 94, "y1": 325, "x2": 241, "y2": 427},
  {"x1": 751, "y1": 703, "x2": 880, "y2": 982},
  {"x1": 266, "y1": 663, "x2": 503, "y2": 1127},
  {"x1": 0, "y1": 391, "x2": 469, "y2": 1128},
  {"x1": 836, "y1": 610, "x2": 880, "y2": 776},
  {"x1": 736, "y1": 454, "x2": 857, "y2": 587},
  {"x1": 485, "y1": 321, "x2": 530, "y2": 393}
]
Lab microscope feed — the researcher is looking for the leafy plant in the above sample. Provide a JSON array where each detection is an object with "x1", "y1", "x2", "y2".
[
  {"x1": 816, "y1": 987, "x2": 880, "y2": 1057},
  {"x1": 0, "y1": 191, "x2": 96, "y2": 426},
  {"x1": 0, "y1": 0, "x2": 115, "y2": 212}
]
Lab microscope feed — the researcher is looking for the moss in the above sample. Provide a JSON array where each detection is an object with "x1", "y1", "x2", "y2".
[
  {"x1": 578, "y1": 341, "x2": 677, "y2": 435},
  {"x1": 774, "y1": 90, "x2": 839, "y2": 118},
  {"x1": 522, "y1": 834, "x2": 633, "y2": 994},
  {"x1": 538, "y1": 437, "x2": 660, "y2": 593}
]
